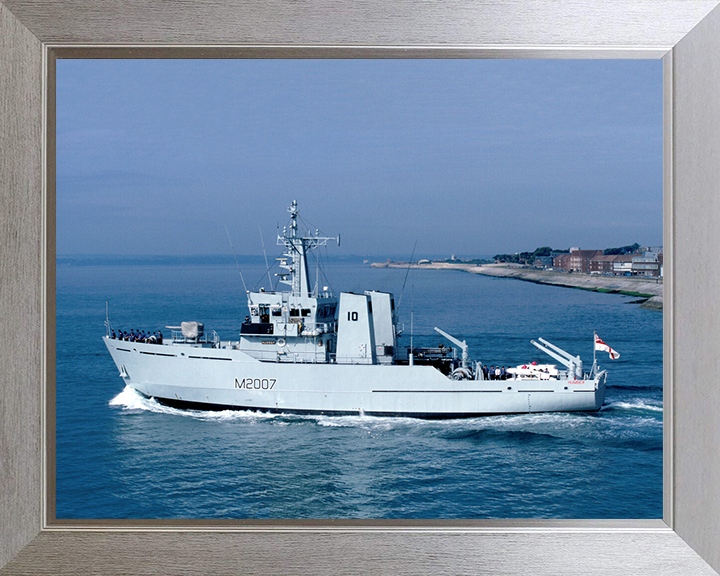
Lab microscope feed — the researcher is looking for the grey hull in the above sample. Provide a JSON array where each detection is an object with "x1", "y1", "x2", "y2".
[{"x1": 104, "y1": 337, "x2": 607, "y2": 418}]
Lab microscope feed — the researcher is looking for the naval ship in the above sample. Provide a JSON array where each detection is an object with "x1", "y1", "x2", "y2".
[{"x1": 103, "y1": 201, "x2": 608, "y2": 418}]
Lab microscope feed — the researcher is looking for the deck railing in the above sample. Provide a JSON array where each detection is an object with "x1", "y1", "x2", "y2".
[{"x1": 170, "y1": 329, "x2": 220, "y2": 346}]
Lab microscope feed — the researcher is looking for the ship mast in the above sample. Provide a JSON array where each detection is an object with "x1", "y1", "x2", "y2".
[{"x1": 277, "y1": 200, "x2": 338, "y2": 298}]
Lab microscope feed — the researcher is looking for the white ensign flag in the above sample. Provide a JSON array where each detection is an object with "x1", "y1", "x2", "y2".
[{"x1": 594, "y1": 334, "x2": 620, "y2": 360}]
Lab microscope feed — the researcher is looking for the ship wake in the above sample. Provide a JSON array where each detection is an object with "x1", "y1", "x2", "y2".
[{"x1": 108, "y1": 386, "x2": 279, "y2": 422}]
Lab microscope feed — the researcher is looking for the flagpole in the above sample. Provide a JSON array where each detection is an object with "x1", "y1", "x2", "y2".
[{"x1": 592, "y1": 331, "x2": 597, "y2": 378}]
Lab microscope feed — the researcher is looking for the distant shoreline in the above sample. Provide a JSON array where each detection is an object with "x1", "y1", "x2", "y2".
[
  {"x1": 55, "y1": 254, "x2": 368, "y2": 267},
  {"x1": 371, "y1": 261, "x2": 663, "y2": 310}
]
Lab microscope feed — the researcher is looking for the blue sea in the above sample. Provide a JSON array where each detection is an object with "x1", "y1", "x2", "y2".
[{"x1": 56, "y1": 260, "x2": 663, "y2": 519}]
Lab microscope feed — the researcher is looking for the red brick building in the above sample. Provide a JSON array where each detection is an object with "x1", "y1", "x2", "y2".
[
  {"x1": 555, "y1": 249, "x2": 662, "y2": 276},
  {"x1": 590, "y1": 254, "x2": 619, "y2": 274},
  {"x1": 553, "y1": 253, "x2": 572, "y2": 271},
  {"x1": 568, "y1": 249, "x2": 603, "y2": 273}
]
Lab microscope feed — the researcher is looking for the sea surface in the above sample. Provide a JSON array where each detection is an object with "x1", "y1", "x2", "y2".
[{"x1": 56, "y1": 260, "x2": 663, "y2": 519}]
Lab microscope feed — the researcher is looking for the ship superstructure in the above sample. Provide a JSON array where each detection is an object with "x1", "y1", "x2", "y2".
[
  {"x1": 103, "y1": 201, "x2": 608, "y2": 418},
  {"x1": 237, "y1": 200, "x2": 342, "y2": 364}
]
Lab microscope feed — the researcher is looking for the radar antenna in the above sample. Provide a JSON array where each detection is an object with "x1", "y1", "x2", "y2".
[{"x1": 277, "y1": 200, "x2": 338, "y2": 298}]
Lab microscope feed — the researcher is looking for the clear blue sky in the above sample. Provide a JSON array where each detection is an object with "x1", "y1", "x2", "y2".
[{"x1": 56, "y1": 59, "x2": 662, "y2": 258}]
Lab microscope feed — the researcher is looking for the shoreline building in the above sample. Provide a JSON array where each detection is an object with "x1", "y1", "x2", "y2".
[
  {"x1": 553, "y1": 247, "x2": 663, "y2": 277},
  {"x1": 631, "y1": 248, "x2": 663, "y2": 277},
  {"x1": 553, "y1": 248, "x2": 603, "y2": 273}
]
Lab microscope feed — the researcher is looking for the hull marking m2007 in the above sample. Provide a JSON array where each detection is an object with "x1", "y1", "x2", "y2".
[{"x1": 235, "y1": 378, "x2": 276, "y2": 390}]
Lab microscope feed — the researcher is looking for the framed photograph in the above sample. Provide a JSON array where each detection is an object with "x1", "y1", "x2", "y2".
[
  {"x1": 2, "y1": 1, "x2": 720, "y2": 574},
  {"x1": 53, "y1": 56, "x2": 665, "y2": 524}
]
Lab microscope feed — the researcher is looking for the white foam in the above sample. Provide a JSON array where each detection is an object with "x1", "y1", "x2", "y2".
[
  {"x1": 314, "y1": 414, "x2": 416, "y2": 431},
  {"x1": 195, "y1": 408, "x2": 279, "y2": 423},
  {"x1": 313, "y1": 411, "x2": 588, "y2": 441},
  {"x1": 108, "y1": 386, "x2": 281, "y2": 422},
  {"x1": 109, "y1": 385, "x2": 159, "y2": 411},
  {"x1": 107, "y1": 386, "x2": 656, "y2": 438},
  {"x1": 108, "y1": 385, "x2": 195, "y2": 418},
  {"x1": 607, "y1": 400, "x2": 663, "y2": 413}
]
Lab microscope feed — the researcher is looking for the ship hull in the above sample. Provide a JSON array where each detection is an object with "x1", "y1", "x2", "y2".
[{"x1": 104, "y1": 337, "x2": 607, "y2": 418}]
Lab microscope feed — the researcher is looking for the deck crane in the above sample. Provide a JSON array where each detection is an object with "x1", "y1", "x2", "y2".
[
  {"x1": 531, "y1": 337, "x2": 584, "y2": 380},
  {"x1": 434, "y1": 327, "x2": 469, "y2": 370}
]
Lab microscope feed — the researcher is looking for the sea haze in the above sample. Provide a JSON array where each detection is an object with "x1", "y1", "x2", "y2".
[{"x1": 56, "y1": 261, "x2": 662, "y2": 519}]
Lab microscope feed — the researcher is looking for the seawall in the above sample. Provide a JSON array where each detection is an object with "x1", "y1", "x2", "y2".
[{"x1": 371, "y1": 262, "x2": 663, "y2": 309}]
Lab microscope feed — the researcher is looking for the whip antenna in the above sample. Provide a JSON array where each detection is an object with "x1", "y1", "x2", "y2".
[
  {"x1": 396, "y1": 240, "x2": 418, "y2": 312},
  {"x1": 225, "y1": 225, "x2": 250, "y2": 302},
  {"x1": 259, "y1": 225, "x2": 274, "y2": 291}
]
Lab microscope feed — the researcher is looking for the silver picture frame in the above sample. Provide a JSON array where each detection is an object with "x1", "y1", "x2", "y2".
[{"x1": 2, "y1": 1, "x2": 720, "y2": 574}]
